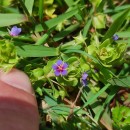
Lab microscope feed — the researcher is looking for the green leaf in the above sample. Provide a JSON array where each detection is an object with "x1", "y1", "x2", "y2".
[
  {"x1": 0, "y1": 40, "x2": 19, "y2": 72},
  {"x1": 0, "y1": 13, "x2": 27, "y2": 27},
  {"x1": 89, "y1": 0, "x2": 102, "y2": 8},
  {"x1": 35, "y1": 27, "x2": 55, "y2": 45},
  {"x1": 76, "y1": 83, "x2": 111, "y2": 114},
  {"x1": 51, "y1": 106, "x2": 70, "y2": 115},
  {"x1": 43, "y1": 58, "x2": 57, "y2": 76},
  {"x1": 16, "y1": 45, "x2": 59, "y2": 57},
  {"x1": 35, "y1": 7, "x2": 81, "y2": 32},
  {"x1": 112, "y1": 106, "x2": 130, "y2": 127},
  {"x1": 25, "y1": 0, "x2": 34, "y2": 15},
  {"x1": 82, "y1": 18, "x2": 92, "y2": 37},
  {"x1": 100, "y1": 107, "x2": 113, "y2": 130},
  {"x1": 53, "y1": 23, "x2": 80, "y2": 42},
  {"x1": 64, "y1": 0, "x2": 84, "y2": 21},
  {"x1": 63, "y1": 49, "x2": 102, "y2": 65},
  {"x1": 116, "y1": 31, "x2": 130, "y2": 38},
  {"x1": 57, "y1": 76, "x2": 78, "y2": 87},
  {"x1": 108, "y1": 76, "x2": 130, "y2": 88},
  {"x1": 94, "y1": 86, "x2": 119, "y2": 122},
  {"x1": 18, "y1": 0, "x2": 35, "y2": 24},
  {"x1": 61, "y1": 41, "x2": 82, "y2": 50},
  {"x1": 44, "y1": 96, "x2": 57, "y2": 106},
  {"x1": 102, "y1": 8, "x2": 130, "y2": 41},
  {"x1": 0, "y1": 0, "x2": 12, "y2": 6},
  {"x1": 38, "y1": 0, "x2": 44, "y2": 22},
  {"x1": 82, "y1": 83, "x2": 111, "y2": 108},
  {"x1": 104, "y1": 4, "x2": 130, "y2": 13},
  {"x1": 64, "y1": 0, "x2": 74, "y2": 6},
  {"x1": 63, "y1": 49, "x2": 128, "y2": 87},
  {"x1": 92, "y1": 13, "x2": 106, "y2": 29}
]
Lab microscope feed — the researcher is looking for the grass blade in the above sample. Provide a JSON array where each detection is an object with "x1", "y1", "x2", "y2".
[
  {"x1": 0, "y1": 13, "x2": 27, "y2": 27},
  {"x1": 74, "y1": 83, "x2": 111, "y2": 114},
  {"x1": 102, "y1": 8, "x2": 130, "y2": 41},
  {"x1": 35, "y1": 27, "x2": 55, "y2": 45},
  {"x1": 16, "y1": 45, "x2": 59, "y2": 57},
  {"x1": 82, "y1": 18, "x2": 92, "y2": 37},
  {"x1": 38, "y1": 0, "x2": 44, "y2": 22},
  {"x1": 64, "y1": 0, "x2": 74, "y2": 6},
  {"x1": 35, "y1": 6, "x2": 82, "y2": 32},
  {"x1": 84, "y1": 84, "x2": 111, "y2": 108},
  {"x1": 53, "y1": 23, "x2": 80, "y2": 42},
  {"x1": 25, "y1": 0, "x2": 34, "y2": 15},
  {"x1": 108, "y1": 76, "x2": 130, "y2": 88}
]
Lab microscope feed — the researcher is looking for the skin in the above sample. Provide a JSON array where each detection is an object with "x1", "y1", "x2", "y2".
[{"x1": 0, "y1": 68, "x2": 39, "y2": 130}]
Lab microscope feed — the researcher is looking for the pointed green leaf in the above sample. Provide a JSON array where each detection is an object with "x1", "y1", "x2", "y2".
[
  {"x1": 102, "y1": 8, "x2": 130, "y2": 41},
  {"x1": 53, "y1": 23, "x2": 80, "y2": 42},
  {"x1": 38, "y1": 0, "x2": 44, "y2": 22},
  {"x1": 0, "y1": 13, "x2": 27, "y2": 27},
  {"x1": 64, "y1": 0, "x2": 74, "y2": 6},
  {"x1": 25, "y1": 0, "x2": 34, "y2": 15},
  {"x1": 35, "y1": 7, "x2": 81, "y2": 32},
  {"x1": 16, "y1": 45, "x2": 59, "y2": 57},
  {"x1": 108, "y1": 76, "x2": 130, "y2": 88}
]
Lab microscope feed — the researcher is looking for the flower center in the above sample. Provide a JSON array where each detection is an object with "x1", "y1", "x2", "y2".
[{"x1": 57, "y1": 64, "x2": 64, "y2": 72}]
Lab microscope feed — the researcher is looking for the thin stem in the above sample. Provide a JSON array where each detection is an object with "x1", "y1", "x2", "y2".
[
  {"x1": 67, "y1": 86, "x2": 84, "y2": 119},
  {"x1": 73, "y1": 86, "x2": 83, "y2": 106}
]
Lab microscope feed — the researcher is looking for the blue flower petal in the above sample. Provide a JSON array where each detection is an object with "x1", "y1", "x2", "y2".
[
  {"x1": 112, "y1": 34, "x2": 119, "y2": 41},
  {"x1": 82, "y1": 72, "x2": 88, "y2": 80},
  {"x1": 10, "y1": 26, "x2": 21, "y2": 36},
  {"x1": 54, "y1": 70, "x2": 61, "y2": 76},
  {"x1": 17, "y1": 28, "x2": 22, "y2": 33},
  {"x1": 56, "y1": 60, "x2": 63, "y2": 65},
  {"x1": 81, "y1": 79, "x2": 87, "y2": 87},
  {"x1": 61, "y1": 70, "x2": 67, "y2": 76},
  {"x1": 52, "y1": 64, "x2": 57, "y2": 70},
  {"x1": 63, "y1": 63, "x2": 68, "y2": 69}
]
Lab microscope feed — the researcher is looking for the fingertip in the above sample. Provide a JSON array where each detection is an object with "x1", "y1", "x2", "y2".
[{"x1": 0, "y1": 68, "x2": 33, "y2": 94}]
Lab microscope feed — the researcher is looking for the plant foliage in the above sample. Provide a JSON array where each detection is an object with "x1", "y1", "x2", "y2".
[{"x1": 0, "y1": 0, "x2": 130, "y2": 129}]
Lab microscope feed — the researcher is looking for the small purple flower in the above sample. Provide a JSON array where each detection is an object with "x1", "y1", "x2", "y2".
[
  {"x1": 94, "y1": 68, "x2": 99, "y2": 73},
  {"x1": 112, "y1": 34, "x2": 119, "y2": 41},
  {"x1": 81, "y1": 72, "x2": 88, "y2": 87},
  {"x1": 52, "y1": 60, "x2": 68, "y2": 76},
  {"x1": 9, "y1": 26, "x2": 22, "y2": 36}
]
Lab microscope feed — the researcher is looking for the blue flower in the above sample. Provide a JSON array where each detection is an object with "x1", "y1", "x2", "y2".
[
  {"x1": 52, "y1": 60, "x2": 68, "y2": 76},
  {"x1": 112, "y1": 34, "x2": 119, "y2": 41},
  {"x1": 9, "y1": 26, "x2": 22, "y2": 36},
  {"x1": 81, "y1": 72, "x2": 88, "y2": 87}
]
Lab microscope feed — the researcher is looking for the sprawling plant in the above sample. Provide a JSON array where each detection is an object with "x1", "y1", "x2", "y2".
[{"x1": 0, "y1": 0, "x2": 130, "y2": 129}]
